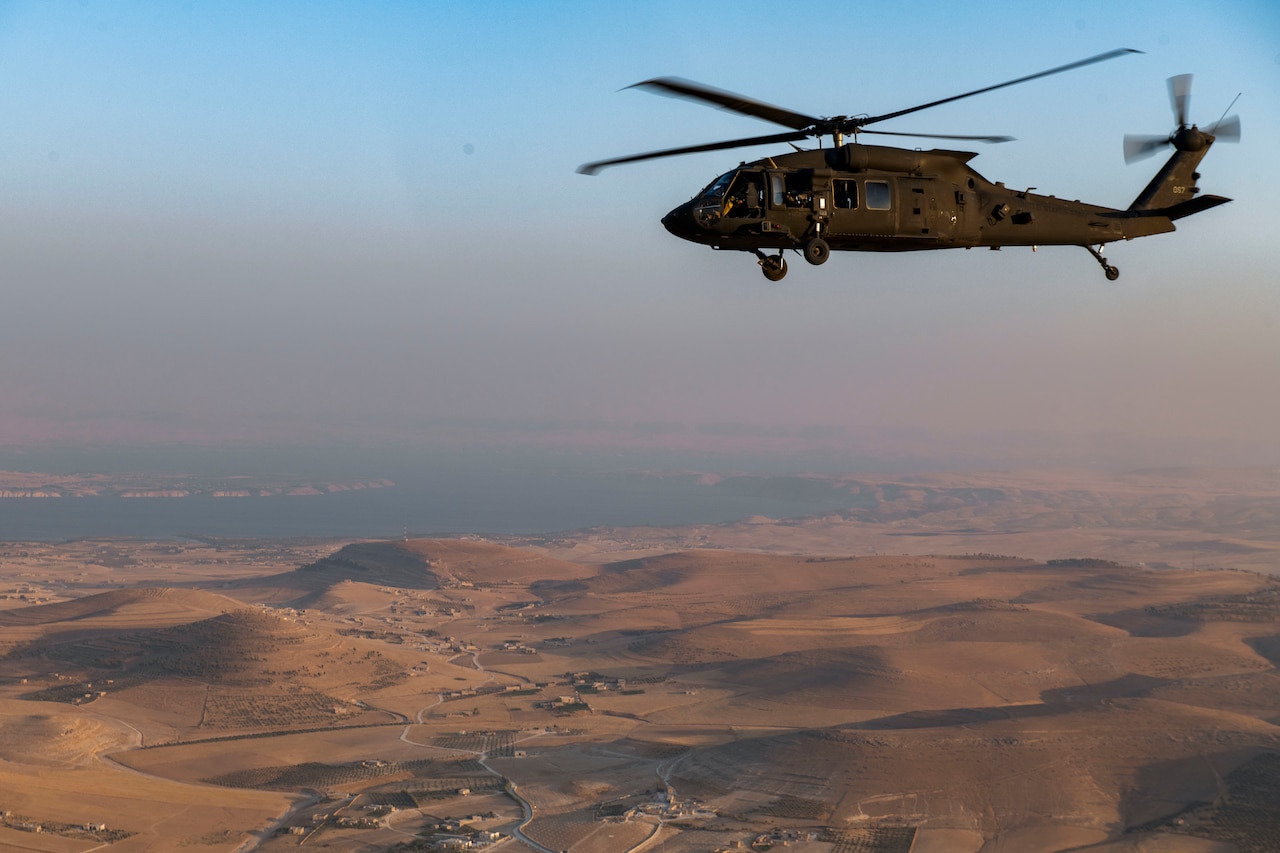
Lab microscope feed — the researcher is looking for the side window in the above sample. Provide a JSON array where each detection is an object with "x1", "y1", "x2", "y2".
[
  {"x1": 783, "y1": 172, "x2": 812, "y2": 207},
  {"x1": 770, "y1": 174, "x2": 785, "y2": 207},
  {"x1": 865, "y1": 180, "x2": 891, "y2": 210},
  {"x1": 834, "y1": 180, "x2": 858, "y2": 209}
]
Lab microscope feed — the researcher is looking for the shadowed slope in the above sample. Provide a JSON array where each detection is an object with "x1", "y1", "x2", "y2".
[
  {"x1": 399, "y1": 538, "x2": 592, "y2": 583},
  {"x1": 0, "y1": 587, "x2": 241, "y2": 628},
  {"x1": 228, "y1": 540, "x2": 442, "y2": 607},
  {"x1": 672, "y1": 702, "x2": 1278, "y2": 840},
  {"x1": 538, "y1": 550, "x2": 888, "y2": 598},
  {"x1": 237, "y1": 539, "x2": 592, "y2": 608},
  {"x1": 1, "y1": 607, "x2": 407, "y2": 732},
  {"x1": 6, "y1": 607, "x2": 315, "y2": 683}
]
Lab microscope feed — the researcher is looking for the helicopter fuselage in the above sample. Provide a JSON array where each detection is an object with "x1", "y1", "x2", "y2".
[
  {"x1": 581, "y1": 57, "x2": 1236, "y2": 281},
  {"x1": 661, "y1": 143, "x2": 1178, "y2": 258}
]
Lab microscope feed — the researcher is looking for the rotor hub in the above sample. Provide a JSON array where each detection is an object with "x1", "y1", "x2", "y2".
[{"x1": 1172, "y1": 125, "x2": 1208, "y2": 152}]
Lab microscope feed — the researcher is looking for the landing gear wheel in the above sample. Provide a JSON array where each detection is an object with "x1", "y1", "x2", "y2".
[
  {"x1": 1084, "y1": 244, "x2": 1120, "y2": 281},
  {"x1": 760, "y1": 256, "x2": 788, "y2": 282},
  {"x1": 803, "y1": 237, "x2": 830, "y2": 266}
]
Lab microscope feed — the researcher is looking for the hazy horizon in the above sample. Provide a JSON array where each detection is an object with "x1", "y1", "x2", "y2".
[{"x1": 2, "y1": 425, "x2": 1277, "y2": 481}]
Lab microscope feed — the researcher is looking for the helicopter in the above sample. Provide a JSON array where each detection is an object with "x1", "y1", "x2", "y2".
[{"x1": 578, "y1": 49, "x2": 1239, "y2": 282}]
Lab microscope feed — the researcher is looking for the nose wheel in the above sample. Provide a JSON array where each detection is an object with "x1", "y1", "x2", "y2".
[
  {"x1": 755, "y1": 250, "x2": 788, "y2": 282},
  {"x1": 1085, "y1": 244, "x2": 1120, "y2": 280}
]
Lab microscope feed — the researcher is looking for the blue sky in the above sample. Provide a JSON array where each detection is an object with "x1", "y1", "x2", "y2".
[{"x1": 0, "y1": 1, "x2": 1277, "y2": 466}]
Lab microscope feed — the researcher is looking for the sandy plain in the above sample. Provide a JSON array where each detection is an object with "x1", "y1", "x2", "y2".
[{"x1": 0, "y1": 468, "x2": 1277, "y2": 852}]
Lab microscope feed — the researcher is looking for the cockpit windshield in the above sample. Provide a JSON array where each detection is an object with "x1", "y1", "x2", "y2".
[{"x1": 699, "y1": 171, "x2": 736, "y2": 200}]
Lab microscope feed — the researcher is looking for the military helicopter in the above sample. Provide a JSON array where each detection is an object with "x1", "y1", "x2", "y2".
[{"x1": 579, "y1": 50, "x2": 1239, "y2": 282}]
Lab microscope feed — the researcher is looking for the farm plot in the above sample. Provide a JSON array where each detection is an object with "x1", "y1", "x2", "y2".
[
  {"x1": 555, "y1": 817, "x2": 656, "y2": 853},
  {"x1": 430, "y1": 731, "x2": 519, "y2": 754},
  {"x1": 523, "y1": 809, "x2": 600, "y2": 852},
  {"x1": 645, "y1": 827, "x2": 764, "y2": 853},
  {"x1": 201, "y1": 687, "x2": 368, "y2": 729},
  {"x1": 823, "y1": 825, "x2": 918, "y2": 853}
]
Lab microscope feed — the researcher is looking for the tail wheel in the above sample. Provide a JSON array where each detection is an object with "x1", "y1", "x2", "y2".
[
  {"x1": 803, "y1": 237, "x2": 830, "y2": 266},
  {"x1": 1084, "y1": 244, "x2": 1119, "y2": 280}
]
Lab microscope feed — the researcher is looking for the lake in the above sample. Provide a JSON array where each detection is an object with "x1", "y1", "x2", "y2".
[{"x1": 0, "y1": 448, "x2": 873, "y2": 541}]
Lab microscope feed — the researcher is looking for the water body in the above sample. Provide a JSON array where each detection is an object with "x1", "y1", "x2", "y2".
[{"x1": 0, "y1": 448, "x2": 873, "y2": 541}]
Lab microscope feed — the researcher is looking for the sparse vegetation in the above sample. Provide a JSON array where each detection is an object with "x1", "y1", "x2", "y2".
[
  {"x1": 821, "y1": 825, "x2": 917, "y2": 852},
  {"x1": 201, "y1": 688, "x2": 362, "y2": 729},
  {"x1": 205, "y1": 757, "x2": 496, "y2": 791},
  {"x1": 429, "y1": 731, "x2": 519, "y2": 753},
  {"x1": 757, "y1": 795, "x2": 830, "y2": 820},
  {"x1": 1140, "y1": 752, "x2": 1280, "y2": 851},
  {"x1": 1146, "y1": 584, "x2": 1280, "y2": 622}
]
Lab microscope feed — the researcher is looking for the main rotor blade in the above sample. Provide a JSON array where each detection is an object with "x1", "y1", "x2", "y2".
[
  {"x1": 629, "y1": 77, "x2": 820, "y2": 130},
  {"x1": 577, "y1": 129, "x2": 812, "y2": 175},
  {"x1": 860, "y1": 48, "x2": 1142, "y2": 128},
  {"x1": 1168, "y1": 73, "x2": 1193, "y2": 127},
  {"x1": 857, "y1": 129, "x2": 1015, "y2": 143},
  {"x1": 1123, "y1": 133, "x2": 1171, "y2": 164},
  {"x1": 1206, "y1": 113, "x2": 1241, "y2": 143}
]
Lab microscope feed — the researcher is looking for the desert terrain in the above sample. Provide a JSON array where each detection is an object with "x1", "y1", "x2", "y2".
[{"x1": 0, "y1": 468, "x2": 1277, "y2": 852}]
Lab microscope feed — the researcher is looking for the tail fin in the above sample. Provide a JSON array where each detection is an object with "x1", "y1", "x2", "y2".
[
  {"x1": 1124, "y1": 74, "x2": 1238, "y2": 219},
  {"x1": 1128, "y1": 144, "x2": 1215, "y2": 212}
]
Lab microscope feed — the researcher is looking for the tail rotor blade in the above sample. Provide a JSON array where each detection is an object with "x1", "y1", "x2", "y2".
[
  {"x1": 1206, "y1": 113, "x2": 1241, "y2": 143},
  {"x1": 1168, "y1": 74, "x2": 1193, "y2": 126},
  {"x1": 1124, "y1": 133, "x2": 1171, "y2": 164}
]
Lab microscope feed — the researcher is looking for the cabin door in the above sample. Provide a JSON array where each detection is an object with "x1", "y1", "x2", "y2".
[
  {"x1": 828, "y1": 178, "x2": 895, "y2": 242},
  {"x1": 899, "y1": 179, "x2": 957, "y2": 243}
]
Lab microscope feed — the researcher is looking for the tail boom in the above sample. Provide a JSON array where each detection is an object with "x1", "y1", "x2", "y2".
[{"x1": 1127, "y1": 137, "x2": 1221, "y2": 213}]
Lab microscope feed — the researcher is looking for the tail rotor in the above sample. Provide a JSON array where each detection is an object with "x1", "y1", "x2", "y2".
[{"x1": 1123, "y1": 74, "x2": 1240, "y2": 164}]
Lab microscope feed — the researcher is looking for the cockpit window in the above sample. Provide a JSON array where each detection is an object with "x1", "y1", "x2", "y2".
[{"x1": 701, "y1": 171, "x2": 736, "y2": 199}]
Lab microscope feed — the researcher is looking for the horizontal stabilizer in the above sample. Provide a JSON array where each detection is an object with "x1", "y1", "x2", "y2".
[{"x1": 1157, "y1": 194, "x2": 1232, "y2": 220}]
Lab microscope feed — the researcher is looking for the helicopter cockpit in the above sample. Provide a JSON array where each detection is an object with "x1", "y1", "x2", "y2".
[
  {"x1": 692, "y1": 168, "x2": 823, "y2": 228},
  {"x1": 693, "y1": 170, "x2": 760, "y2": 226}
]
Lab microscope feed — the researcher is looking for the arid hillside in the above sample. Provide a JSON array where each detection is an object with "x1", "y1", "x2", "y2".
[
  {"x1": 0, "y1": 500, "x2": 1277, "y2": 851},
  {"x1": 522, "y1": 467, "x2": 1280, "y2": 576}
]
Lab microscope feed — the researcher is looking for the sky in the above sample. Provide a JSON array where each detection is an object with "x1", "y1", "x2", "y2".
[{"x1": 0, "y1": 0, "x2": 1277, "y2": 471}]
